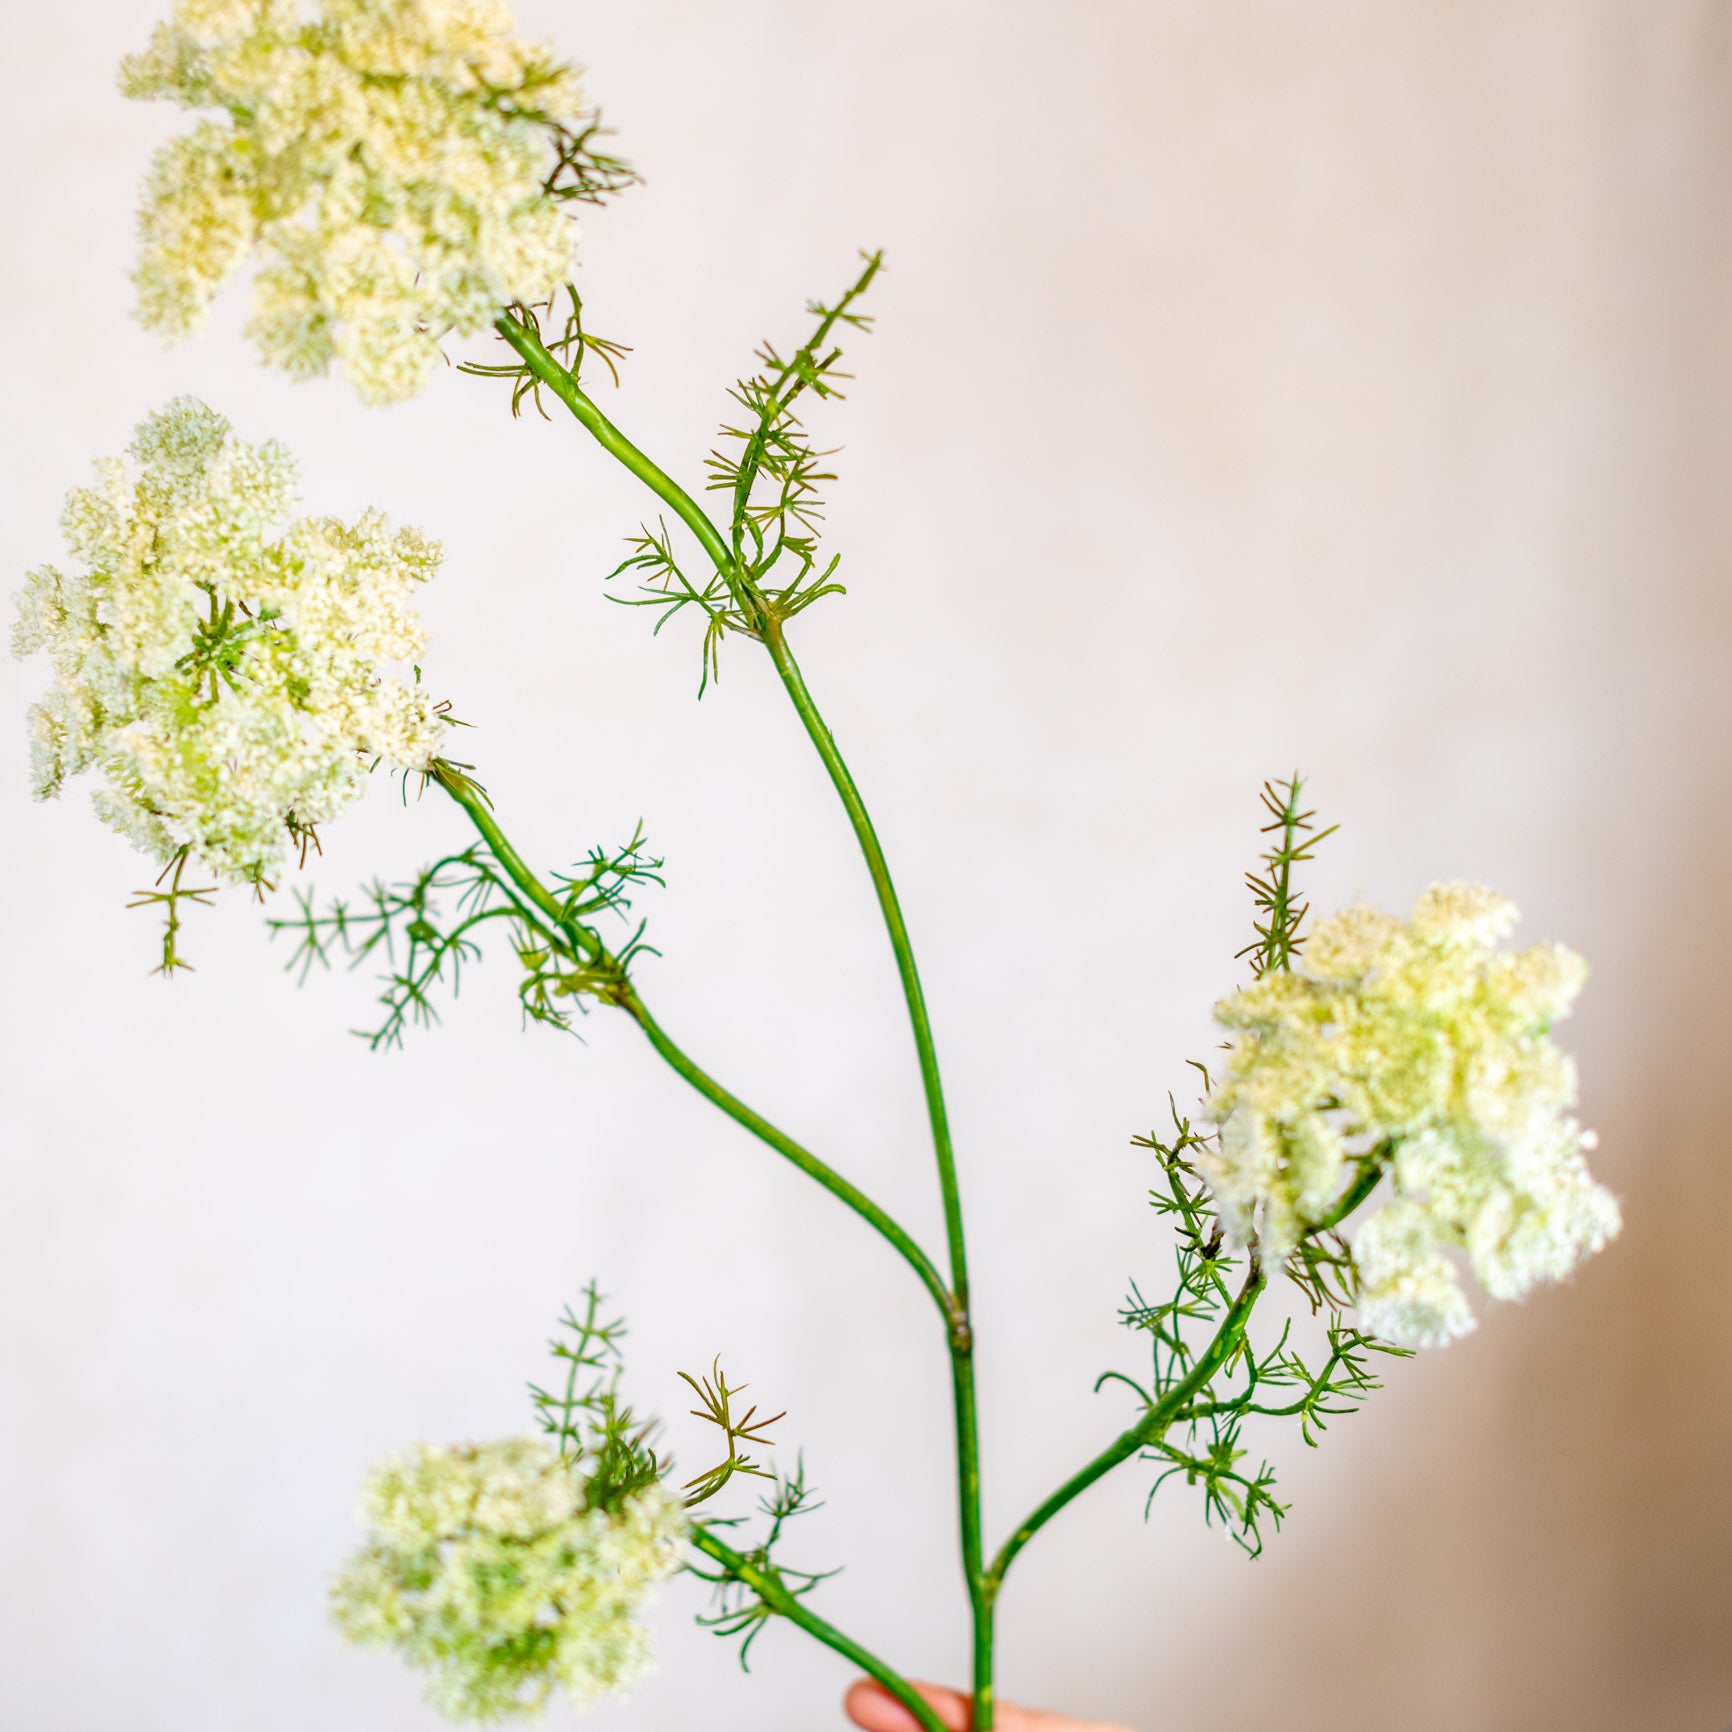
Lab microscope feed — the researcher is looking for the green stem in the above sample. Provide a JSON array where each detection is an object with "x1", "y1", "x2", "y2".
[
  {"x1": 486, "y1": 312, "x2": 991, "y2": 1726},
  {"x1": 434, "y1": 773, "x2": 955, "y2": 1325},
  {"x1": 761, "y1": 626, "x2": 969, "y2": 1309},
  {"x1": 689, "y1": 1527, "x2": 948, "y2": 1732},
  {"x1": 620, "y1": 984, "x2": 959, "y2": 1328},
  {"x1": 495, "y1": 313, "x2": 734, "y2": 574},
  {"x1": 984, "y1": 1266, "x2": 1267, "y2": 1600},
  {"x1": 763, "y1": 624, "x2": 991, "y2": 1721},
  {"x1": 1317, "y1": 1156, "x2": 1386, "y2": 1231}
]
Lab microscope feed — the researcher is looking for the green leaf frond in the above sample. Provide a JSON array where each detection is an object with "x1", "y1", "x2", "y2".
[
  {"x1": 1113, "y1": 1095, "x2": 1405, "y2": 1559},
  {"x1": 469, "y1": 66, "x2": 636, "y2": 208},
  {"x1": 538, "y1": 110, "x2": 636, "y2": 208},
  {"x1": 528, "y1": 1281, "x2": 665, "y2": 1513},
  {"x1": 690, "y1": 1461, "x2": 834, "y2": 1670},
  {"x1": 679, "y1": 1359, "x2": 787, "y2": 1507},
  {"x1": 1236, "y1": 772, "x2": 1339, "y2": 978},
  {"x1": 459, "y1": 283, "x2": 632, "y2": 416},
  {"x1": 127, "y1": 844, "x2": 216, "y2": 976},
  {"x1": 607, "y1": 251, "x2": 882, "y2": 694},
  {"x1": 1145, "y1": 1425, "x2": 1286, "y2": 1559},
  {"x1": 265, "y1": 821, "x2": 663, "y2": 1049},
  {"x1": 1118, "y1": 1101, "x2": 1242, "y2": 1405}
]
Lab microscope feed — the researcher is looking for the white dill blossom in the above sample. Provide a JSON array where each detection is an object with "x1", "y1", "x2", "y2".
[
  {"x1": 122, "y1": 0, "x2": 588, "y2": 403},
  {"x1": 12, "y1": 397, "x2": 446, "y2": 885},
  {"x1": 1204, "y1": 882, "x2": 1620, "y2": 1349},
  {"x1": 332, "y1": 1437, "x2": 686, "y2": 1722}
]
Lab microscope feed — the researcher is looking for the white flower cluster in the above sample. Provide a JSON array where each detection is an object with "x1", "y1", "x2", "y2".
[
  {"x1": 12, "y1": 397, "x2": 446, "y2": 885},
  {"x1": 1204, "y1": 883, "x2": 1620, "y2": 1349},
  {"x1": 122, "y1": 0, "x2": 587, "y2": 403},
  {"x1": 332, "y1": 1437, "x2": 686, "y2": 1722}
]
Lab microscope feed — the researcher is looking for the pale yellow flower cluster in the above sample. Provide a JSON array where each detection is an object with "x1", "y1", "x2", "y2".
[
  {"x1": 122, "y1": 0, "x2": 586, "y2": 402},
  {"x1": 12, "y1": 397, "x2": 446, "y2": 884},
  {"x1": 1205, "y1": 883, "x2": 1620, "y2": 1348},
  {"x1": 332, "y1": 1437, "x2": 686, "y2": 1722}
]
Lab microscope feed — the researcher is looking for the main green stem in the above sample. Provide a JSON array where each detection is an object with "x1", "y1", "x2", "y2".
[
  {"x1": 494, "y1": 311, "x2": 994, "y2": 1723},
  {"x1": 762, "y1": 621, "x2": 992, "y2": 1719}
]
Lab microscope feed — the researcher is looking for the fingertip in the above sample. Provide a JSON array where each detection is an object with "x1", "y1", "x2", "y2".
[
  {"x1": 843, "y1": 1679, "x2": 972, "y2": 1732},
  {"x1": 843, "y1": 1679, "x2": 909, "y2": 1732}
]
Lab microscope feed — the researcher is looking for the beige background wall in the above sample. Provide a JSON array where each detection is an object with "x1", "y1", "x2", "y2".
[{"x1": 2, "y1": 3, "x2": 1729, "y2": 1728}]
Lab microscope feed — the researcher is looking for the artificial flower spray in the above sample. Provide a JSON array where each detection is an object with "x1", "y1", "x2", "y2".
[{"x1": 13, "y1": 2, "x2": 1619, "y2": 1725}]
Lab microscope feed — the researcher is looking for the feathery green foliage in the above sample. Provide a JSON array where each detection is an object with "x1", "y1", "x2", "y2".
[
  {"x1": 267, "y1": 773, "x2": 662, "y2": 1048},
  {"x1": 1237, "y1": 773, "x2": 1338, "y2": 977},
  {"x1": 530, "y1": 1283, "x2": 664, "y2": 1513},
  {"x1": 1124, "y1": 1094, "x2": 1406, "y2": 1557},
  {"x1": 679, "y1": 1361, "x2": 786, "y2": 1506},
  {"x1": 606, "y1": 254, "x2": 879, "y2": 691},
  {"x1": 459, "y1": 285, "x2": 632, "y2": 416},
  {"x1": 691, "y1": 1461, "x2": 835, "y2": 1669},
  {"x1": 126, "y1": 845, "x2": 214, "y2": 976}
]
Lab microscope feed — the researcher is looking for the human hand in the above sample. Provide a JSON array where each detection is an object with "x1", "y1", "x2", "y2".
[{"x1": 844, "y1": 1679, "x2": 1139, "y2": 1732}]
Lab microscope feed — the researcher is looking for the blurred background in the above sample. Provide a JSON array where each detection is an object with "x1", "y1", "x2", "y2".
[{"x1": 2, "y1": 2, "x2": 1729, "y2": 1728}]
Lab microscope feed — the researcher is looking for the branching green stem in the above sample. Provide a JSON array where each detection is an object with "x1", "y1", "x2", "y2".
[
  {"x1": 625, "y1": 990, "x2": 959, "y2": 1325},
  {"x1": 435, "y1": 773, "x2": 955, "y2": 1324},
  {"x1": 984, "y1": 1265, "x2": 1267, "y2": 1600},
  {"x1": 490, "y1": 307, "x2": 995, "y2": 1718},
  {"x1": 689, "y1": 1527, "x2": 949, "y2": 1732}
]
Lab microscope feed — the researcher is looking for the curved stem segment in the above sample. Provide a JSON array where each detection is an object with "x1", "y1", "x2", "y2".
[
  {"x1": 764, "y1": 624, "x2": 991, "y2": 1719},
  {"x1": 689, "y1": 1527, "x2": 948, "y2": 1732},
  {"x1": 496, "y1": 313, "x2": 734, "y2": 574},
  {"x1": 488, "y1": 311, "x2": 990, "y2": 1724},
  {"x1": 761, "y1": 626, "x2": 968, "y2": 1308},
  {"x1": 984, "y1": 1265, "x2": 1267, "y2": 1600},
  {"x1": 620, "y1": 986, "x2": 958, "y2": 1327},
  {"x1": 435, "y1": 773, "x2": 954, "y2": 1324}
]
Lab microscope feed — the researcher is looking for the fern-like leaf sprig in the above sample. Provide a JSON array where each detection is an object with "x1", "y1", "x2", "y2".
[
  {"x1": 680, "y1": 1359, "x2": 787, "y2": 1506},
  {"x1": 1236, "y1": 773, "x2": 1339, "y2": 978},
  {"x1": 691, "y1": 1461, "x2": 835, "y2": 1669},
  {"x1": 458, "y1": 284, "x2": 632, "y2": 417},
  {"x1": 127, "y1": 845, "x2": 216, "y2": 977},
  {"x1": 266, "y1": 819, "x2": 663, "y2": 1048},
  {"x1": 709, "y1": 250, "x2": 880, "y2": 570},
  {"x1": 529, "y1": 1281, "x2": 664, "y2": 1513},
  {"x1": 607, "y1": 252, "x2": 881, "y2": 691}
]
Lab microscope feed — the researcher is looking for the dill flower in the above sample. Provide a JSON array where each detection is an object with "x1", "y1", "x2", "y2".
[
  {"x1": 12, "y1": 397, "x2": 446, "y2": 887},
  {"x1": 121, "y1": 0, "x2": 590, "y2": 403},
  {"x1": 1204, "y1": 883, "x2": 1620, "y2": 1348},
  {"x1": 332, "y1": 1437, "x2": 686, "y2": 1722}
]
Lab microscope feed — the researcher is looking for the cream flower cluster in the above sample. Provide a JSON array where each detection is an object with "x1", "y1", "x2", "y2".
[
  {"x1": 1204, "y1": 883, "x2": 1620, "y2": 1348},
  {"x1": 12, "y1": 397, "x2": 445, "y2": 885},
  {"x1": 332, "y1": 1438, "x2": 686, "y2": 1722},
  {"x1": 122, "y1": 0, "x2": 586, "y2": 403}
]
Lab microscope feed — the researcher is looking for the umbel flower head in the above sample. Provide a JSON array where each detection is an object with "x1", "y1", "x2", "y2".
[
  {"x1": 1204, "y1": 882, "x2": 1620, "y2": 1349},
  {"x1": 122, "y1": 0, "x2": 590, "y2": 403},
  {"x1": 332, "y1": 1437, "x2": 686, "y2": 1722},
  {"x1": 12, "y1": 396, "x2": 446, "y2": 888}
]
